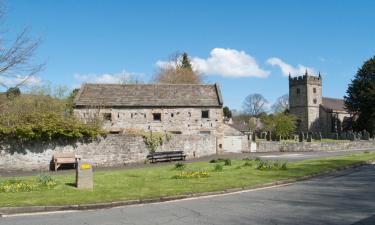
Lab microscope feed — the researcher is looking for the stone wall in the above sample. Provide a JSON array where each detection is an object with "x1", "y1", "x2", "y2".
[
  {"x1": 74, "y1": 107, "x2": 224, "y2": 153},
  {"x1": 74, "y1": 107, "x2": 223, "y2": 136},
  {"x1": 256, "y1": 140, "x2": 375, "y2": 152},
  {"x1": 0, "y1": 134, "x2": 217, "y2": 171}
]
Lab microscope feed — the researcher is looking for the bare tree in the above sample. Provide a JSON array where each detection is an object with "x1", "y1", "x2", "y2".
[
  {"x1": 153, "y1": 52, "x2": 203, "y2": 84},
  {"x1": 271, "y1": 94, "x2": 289, "y2": 113},
  {"x1": 242, "y1": 93, "x2": 268, "y2": 116},
  {"x1": 118, "y1": 71, "x2": 144, "y2": 84},
  {"x1": 0, "y1": 6, "x2": 44, "y2": 91}
]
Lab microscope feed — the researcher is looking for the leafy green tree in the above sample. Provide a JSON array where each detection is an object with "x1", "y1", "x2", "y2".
[
  {"x1": 344, "y1": 55, "x2": 375, "y2": 134},
  {"x1": 261, "y1": 113, "x2": 296, "y2": 138},
  {"x1": 181, "y1": 52, "x2": 193, "y2": 71},
  {"x1": 5, "y1": 87, "x2": 21, "y2": 100},
  {"x1": 223, "y1": 106, "x2": 232, "y2": 118},
  {"x1": 66, "y1": 88, "x2": 80, "y2": 114}
]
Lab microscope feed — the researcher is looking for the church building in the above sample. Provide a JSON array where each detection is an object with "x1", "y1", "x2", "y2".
[{"x1": 289, "y1": 72, "x2": 351, "y2": 137}]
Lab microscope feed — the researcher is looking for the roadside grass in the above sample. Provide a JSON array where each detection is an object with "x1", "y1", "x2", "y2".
[
  {"x1": 0, "y1": 152, "x2": 374, "y2": 207},
  {"x1": 280, "y1": 138, "x2": 349, "y2": 143}
]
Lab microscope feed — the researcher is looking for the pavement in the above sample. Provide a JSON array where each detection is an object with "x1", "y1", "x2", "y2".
[
  {"x1": 1, "y1": 163, "x2": 374, "y2": 225},
  {"x1": 1, "y1": 149, "x2": 374, "y2": 177}
]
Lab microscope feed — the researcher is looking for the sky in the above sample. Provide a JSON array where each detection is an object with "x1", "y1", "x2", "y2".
[{"x1": 4, "y1": 0, "x2": 375, "y2": 110}]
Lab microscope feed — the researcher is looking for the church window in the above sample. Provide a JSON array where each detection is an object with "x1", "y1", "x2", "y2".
[
  {"x1": 313, "y1": 99, "x2": 317, "y2": 104},
  {"x1": 313, "y1": 88, "x2": 317, "y2": 93},
  {"x1": 296, "y1": 88, "x2": 300, "y2": 95}
]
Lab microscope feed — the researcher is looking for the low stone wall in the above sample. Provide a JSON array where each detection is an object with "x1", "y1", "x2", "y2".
[
  {"x1": 0, "y1": 134, "x2": 217, "y2": 171},
  {"x1": 256, "y1": 140, "x2": 375, "y2": 152}
]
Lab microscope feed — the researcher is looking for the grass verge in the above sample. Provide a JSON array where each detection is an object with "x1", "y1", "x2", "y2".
[{"x1": 0, "y1": 152, "x2": 374, "y2": 207}]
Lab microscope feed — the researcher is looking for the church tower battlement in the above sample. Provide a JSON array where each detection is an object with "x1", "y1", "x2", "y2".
[{"x1": 289, "y1": 71, "x2": 322, "y2": 132}]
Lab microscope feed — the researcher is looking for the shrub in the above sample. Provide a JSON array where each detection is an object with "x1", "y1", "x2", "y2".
[
  {"x1": 0, "y1": 95, "x2": 104, "y2": 143},
  {"x1": 243, "y1": 161, "x2": 252, "y2": 167},
  {"x1": 223, "y1": 159, "x2": 232, "y2": 166},
  {"x1": 213, "y1": 164, "x2": 223, "y2": 172},
  {"x1": 255, "y1": 159, "x2": 288, "y2": 170},
  {"x1": 242, "y1": 157, "x2": 251, "y2": 161},
  {"x1": 127, "y1": 130, "x2": 172, "y2": 153},
  {"x1": 209, "y1": 159, "x2": 218, "y2": 163},
  {"x1": 37, "y1": 174, "x2": 56, "y2": 187},
  {"x1": 174, "y1": 162, "x2": 186, "y2": 170},
  {"x1": 364, "y1": 150, "x2": 370, "y2": 154},
  {"x1": 172, "y1": 171, "x2": 210, "y2": 179}
]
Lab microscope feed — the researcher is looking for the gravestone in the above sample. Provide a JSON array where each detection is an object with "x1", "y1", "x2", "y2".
[
  {"x1": 299, "y1": 132, "x2": 304, "y2": 142},
  {"x1": 76, "y1": 161, "x2": 93, "y2": 190},
  {"x1": 318, "y1": 132, "x2": 322, "y2": 141},
  {"x1": 252, "y1": 132, "x2": 257, "y2": 142},
  {"x1": 276, "y1": 135, "x2": 281, "y2": 142},
  {"x1": 266, "y1": 131, "x2": 271, "y2": 141},
  {"x1": 362, "y1": 130, "x2": 370, "y2": 140},
  {"x1": 307, "y1": 133, "x2": 312, "y2": 142},
  {"x1": 348, "y1": 131, "x2": 355, "y2": 141},
  {"x1": 356, "y1": 132, "x2": 362, "y2": 140}
]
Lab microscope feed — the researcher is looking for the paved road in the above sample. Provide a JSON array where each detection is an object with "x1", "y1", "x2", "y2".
[{"x1": 1, "y1": 164, "x2": 374, "y2": 225}]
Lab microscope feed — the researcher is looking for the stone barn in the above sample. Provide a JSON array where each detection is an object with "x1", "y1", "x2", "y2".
[{"x1": 73, "y1": 83, "x2": 225, "y2": 153}]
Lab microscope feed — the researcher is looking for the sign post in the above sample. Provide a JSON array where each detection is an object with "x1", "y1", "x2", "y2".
[{"x1": 76, "y1": 161, "x2": 93, "y2": 190}]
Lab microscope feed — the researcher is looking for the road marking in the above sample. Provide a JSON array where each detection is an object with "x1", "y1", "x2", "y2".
[
  {"x1": 261, "y1": 154, "x2": 303, "y2": 158},
  {"x1": 1, "y1": 210, "x2": 80, "y2": 218}
]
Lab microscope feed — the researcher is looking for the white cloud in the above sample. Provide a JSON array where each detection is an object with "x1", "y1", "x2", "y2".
[
  {"x1": 0, "y1": 75, "x2": 41, "y2": 87},
  {"x1": 266, "y1": 57, "x2": 316, "y2": 76},
  {"x1": 74, "y1": 70, "x2": 144, "y2": 86},
  {"x1": 156, "y1": 48, "x2": 270, "y2": 78}
]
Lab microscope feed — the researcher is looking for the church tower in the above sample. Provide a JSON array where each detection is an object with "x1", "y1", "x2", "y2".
[{"x1": 289, "y1": 71, "x2": 322, "y2": 132}]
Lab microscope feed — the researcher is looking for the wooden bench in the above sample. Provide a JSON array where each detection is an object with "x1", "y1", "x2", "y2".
[
  {"x1": 147, "y1": 151, "x2": 186, "y2": 163},
  {"x1": 51, "y1": 153, "x2": 80, "y2": 171}
]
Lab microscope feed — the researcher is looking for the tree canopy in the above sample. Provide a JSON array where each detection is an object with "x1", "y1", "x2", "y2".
[
  {"x1": 242, "y1": 93, "x2": 268, "y2": 116},
  {"x1": 344, "y1": 55, "x2": 375, "y2": 134},
  {"x1": 271, "y1": 94, "x2": 289, "y2": 113},
  {"x1": 261, "y1": 113, "x2": 296, "y2": 138},
  {"x1": 153, "y1": 52, "x2": 203, "y2": 84},
  {"x1": 223, "y1": 106, "x2": 232, "y2": 118}
]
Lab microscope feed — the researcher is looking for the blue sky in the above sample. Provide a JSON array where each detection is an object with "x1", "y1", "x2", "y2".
[{"x1": 5, "y1": 0, "x2": 375, "y2": 110}]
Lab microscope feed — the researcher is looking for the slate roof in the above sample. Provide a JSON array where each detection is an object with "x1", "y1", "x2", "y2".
[
  {"x1": 321, "y1": 97, "x2": 347, "y2": 112},
  {"x1": 74, "y1": 83, "x2": 223, "y2": 108}
]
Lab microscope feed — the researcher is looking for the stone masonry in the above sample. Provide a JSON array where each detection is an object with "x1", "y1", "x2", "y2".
[{"x1": 0, "y1": 134, "x2": 217, "y2": 171}]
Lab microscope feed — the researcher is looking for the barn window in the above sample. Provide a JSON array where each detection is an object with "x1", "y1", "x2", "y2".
[
  {"x1": 153, "y1": 113, "x2": 161, "y2": 121},
  {"x1": 201, "y1": 110, "x2": 209, "y2": 119},
  {"x1": 102, "y1": 113, "x2": 112, "y2": 121},
  {"x1": 200, "y1": 131, "x2": 211, "y2": 135}
]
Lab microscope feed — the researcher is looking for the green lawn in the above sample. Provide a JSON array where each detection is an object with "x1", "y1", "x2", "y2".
[{"x1": 0, "y1": 152, "x2": 374, "y2": 207}]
